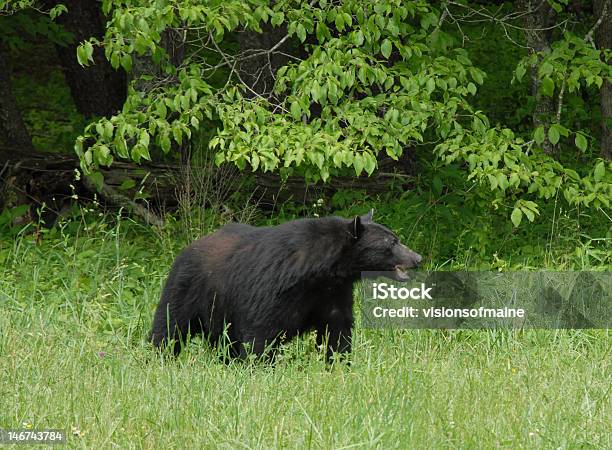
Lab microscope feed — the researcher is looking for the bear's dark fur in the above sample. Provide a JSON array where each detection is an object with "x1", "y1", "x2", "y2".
[{"x1": 150, "y1": 212, "x2": 421, "y2": 360}]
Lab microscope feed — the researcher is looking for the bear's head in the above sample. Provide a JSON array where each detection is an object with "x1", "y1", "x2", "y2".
[{"x1": 347, "y1": 210, "x2": 421, "y2": 281}]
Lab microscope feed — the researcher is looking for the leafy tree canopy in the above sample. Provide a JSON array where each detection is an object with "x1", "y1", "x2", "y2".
[{"x1": 43, "y1": 0, "x2": 612, "y2": 220}]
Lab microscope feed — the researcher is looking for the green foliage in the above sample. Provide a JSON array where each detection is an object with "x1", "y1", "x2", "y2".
[
  {"x1": 0, "y1": 0, "x2": 36, "y2": 13},
  {"x1": 0, "y1": 0, "x2": 64, "y2": 19},
  {"x1": 436, "y1": 126, "x2": 612, "y2": 214},
  {"x1": 75, "y1": 66, "x2": 216, "y2": 168},
  {"x1": 0, "y1": 204, "x2": 29, "y2": 237},
  {"x1": 76, "y1": 0, "x2": 271, "y2": 169},
  {"x1": 77, "y1": 0, "x2": 488, "y2": 184},
  {"x1": 0, "y1": 3, "x2": 71, "y2": 50},
  {"x1": 213, "y1": 1, "x2": 486, "y2": 182},
  {"x1": 514, "y1": 32, "x2": 612, "y2": 152},
  {"x1": 71, "y1": 0, "x2": 612, "y2": 225}
]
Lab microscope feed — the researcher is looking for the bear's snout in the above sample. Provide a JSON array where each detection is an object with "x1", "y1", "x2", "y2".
[
  {"x1": 410, "y1": 251, "x2": 422, "y2": 267},
  {"x1": 394, "y1": 244, "x2": 422, "y2": 269},
  {"x1": 390, "y1": 245, "x2": 422, "y2": 281}
]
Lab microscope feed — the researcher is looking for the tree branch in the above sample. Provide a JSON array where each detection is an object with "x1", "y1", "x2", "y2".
[
  {"x1": 585, "y1": 0, "x2": 609, "y2": 47},
  {"x1": 556, "y1": 71, "x2": 567, "y2": 123}
]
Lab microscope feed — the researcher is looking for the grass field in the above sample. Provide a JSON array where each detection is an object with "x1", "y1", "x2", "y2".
[{"x1": 0, "y1": 215, "x2": 610, "y2": 449}]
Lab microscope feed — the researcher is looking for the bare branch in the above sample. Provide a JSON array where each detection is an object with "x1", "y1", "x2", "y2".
[
  {"x1": 585, "y1": 0, "x2": 609, "y2": 47},
  {"x1": 556, "y1": 72, "x2": 567, "y2": 123}
]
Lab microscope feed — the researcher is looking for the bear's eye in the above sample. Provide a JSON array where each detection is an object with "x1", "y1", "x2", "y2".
[{"x1": 383, "y1": 237, "x2": 396, "y2": 248}]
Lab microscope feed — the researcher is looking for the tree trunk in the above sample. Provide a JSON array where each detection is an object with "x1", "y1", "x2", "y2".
[
  {"x1": 519, "y1": 0, "x2": 557, "y2": 155},
  {"x1": 0, "y1": 49, "x2": 34, "y2": 152},
  {"x1": 43, "y1": 0, "x2": 127, "y2": 118},
  {"x1": 594, "y1": 0, "x2": 611, "y2": 159}
]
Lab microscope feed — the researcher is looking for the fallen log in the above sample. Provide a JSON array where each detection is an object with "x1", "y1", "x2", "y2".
[
  {"x1": 0, "y1": 147, "x2": 416, "y2": 226},
  {"x1": 0, "y1": 149, "x2": 175, "y2": 226}
]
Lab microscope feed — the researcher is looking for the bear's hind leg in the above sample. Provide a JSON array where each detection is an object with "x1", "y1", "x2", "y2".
[
  {"x1": 150, "y1": 301, "x2": 191, "y2": 355},
  {"x1": 151, "y1": 288, "x2": 203, "y2": 355}
]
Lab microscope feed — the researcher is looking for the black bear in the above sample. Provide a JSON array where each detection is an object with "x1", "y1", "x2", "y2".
[{"x1": 150, "y1": 211, "x2": 421, "y2": 360}]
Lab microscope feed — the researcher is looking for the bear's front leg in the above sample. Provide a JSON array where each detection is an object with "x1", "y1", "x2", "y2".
[
  {"x1": 316, "y1": 307, "x2": 353, "y2": 362},
  {"x1": 238, "y1": 329, "x2": 279, "y2": 361}
]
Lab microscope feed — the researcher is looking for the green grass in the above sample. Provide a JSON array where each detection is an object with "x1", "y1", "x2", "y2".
[{"x1": 0, "y1": 213, "x2": 610, "y2": 449}]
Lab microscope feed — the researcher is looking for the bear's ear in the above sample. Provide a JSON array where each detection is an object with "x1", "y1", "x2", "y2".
[{"x1": 351, "y1": 216, "x2": 366, "y2": 240}]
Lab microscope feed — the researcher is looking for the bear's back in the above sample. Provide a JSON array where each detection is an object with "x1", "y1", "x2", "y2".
[{"x1": 184, "y1": 217, "x2": 351, "y2": 281}]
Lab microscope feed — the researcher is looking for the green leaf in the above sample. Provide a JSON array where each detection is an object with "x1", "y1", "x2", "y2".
[
  {"x1": 84, "y1": 41, "x2": 93, "y2": 63},
  {"x1": 334, "y1": 12, "x2": 345, "y2": 31},
  {"x1": 156, "y1": 101, "x2": 167, "y2": 120},
  {"x1": 290, "y1": 101, "x2": 301, "y2": 120},
  {"x1": 49, "y1": 4, "x2": 67, "y2": 19},
  {"x1": 271, "y1": 11, "x2": 284, "y2": 27},
  {"x1": 509, "y1": 172, "x2": 520, "y2": 187},
  {"x1": 575, "y1": 133, "x2": 587, "y2": 152},
  {"x1": 296, "y1": 23, "x2": 306, "y2": 42},
  {"x1": 160, "y1": 133, "x2": 171, "y2": 152},
  {"x1": 77, "y1": 45, "x2": 87, "y2": 66},
  {"x1": 426, "y1": 77, "x2": 435, "y2": 93},
  {"x1": 515, "y1": 64, "x2": 526, "y2": 82},
  {"x1": 172, "y1": 125, "x2": 182, "y2": 146},
  {"x1": 214, "y1": 152, "x2": 225, "y2": 166},
  {"x1": 316, "y1": 22, "x2": 329, "y2": 41},
  {"x1": 521, "y1": 206, "x2": 535, "y2": 222},
  {"x1": 548, "y1": 126, "x2": 560, "y2": 145},
  {"x1": 363, "y1": 153, "x2": 376, "y2": 175},
  {"x1": 420, "y1": 12, "x2": 437, "y2": 30},
  {"x1": 469, "y1": 67, "x2": 484, "y2": 85},
  {"x1": 487, "y1": 174, "x2": 498, "y2": 190},
  {"x1": 139, "y1": 129, "x2": 150, "y2": 148},
  {"x1": 353, "y1": 153, "x2": 364, "y2": 176},
  {"x1": 96, "y1": 145, "x2": 111, "y2": 165},
  {"x1": 110, "y1": 52, "x2": 120, "y2": 69},
  {"x1": 311, "y1": 82, "x2": 321, "y2": 102},
  {"x1": 594, "y1": 161, "x2": 605, "y2": 182},
  {"x1": 121, "y1": 54, "x2": 132, "y2": 72},
  {"x1": 251, "y1": 153, "x2": 260, "y2": 171},
  {"x1": 89, "y1": 172, "x2": 104, "y2": 192},
  {"x1": 118, "y1": 178, "x2": 136, "y2": 191},
  {"x1": 534, "y1": 126, "x2": 545, "y2": 144},
  {"x1": 353, "y1": 30, "x2": 364, "y2": 46},
  {"x1": 381, "y1": 39, "x2": 392, "y2": 59},
  {"x1": 540, "y1": 77, "x2": 554, "y2": 97},
  {"x1": 555, "y1": 124, "x2": 569, "y2": 137},
  {"x1": 104, "y1": 121, "x2": 113, "y2": 140},
  {"x1": 539, "y1": 61, "x2": 554, "y2": 77},
  {"x1": 511, "y1": 208, "x2": 523, "y2": 227}
]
